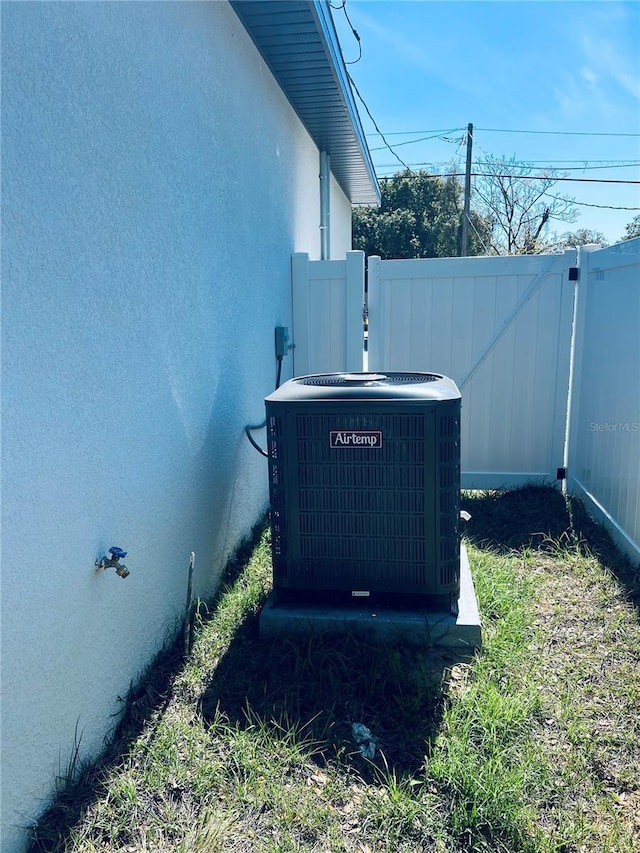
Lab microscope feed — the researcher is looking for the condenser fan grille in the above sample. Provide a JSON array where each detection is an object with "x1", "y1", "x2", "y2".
[{"x1": 298, "y1": 372, "x2": 440, "y2": 387}]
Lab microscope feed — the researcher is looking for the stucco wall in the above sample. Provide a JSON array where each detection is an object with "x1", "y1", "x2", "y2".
[
  {"x1": 0, "y1": 2, "x2": 352, "y2": 849},
  {"x1": 330, "y1": 173, "x2": 354, "y2": 258}
]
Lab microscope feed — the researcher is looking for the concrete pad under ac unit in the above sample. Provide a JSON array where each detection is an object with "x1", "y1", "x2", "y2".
[{"x1": 259, "y1": 544, "x2": 482, "y2": 649}]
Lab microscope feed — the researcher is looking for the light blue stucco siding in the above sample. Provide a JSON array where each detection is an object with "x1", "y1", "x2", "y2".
[{"x1": 0, "y1": 2, "x2": 351, "y2": 849}]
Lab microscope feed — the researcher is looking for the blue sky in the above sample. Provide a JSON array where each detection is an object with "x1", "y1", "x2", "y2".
[{"x1": 331, "y1": 0, "x2": 640, "y2": 244}]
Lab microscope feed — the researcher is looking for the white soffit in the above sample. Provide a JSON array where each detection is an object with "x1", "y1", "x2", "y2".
[{"x1": 231, "y1": 0, "x2": 381, "y2": 206}]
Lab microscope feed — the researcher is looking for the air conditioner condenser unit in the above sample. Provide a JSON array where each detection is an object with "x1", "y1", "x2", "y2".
[{"x1": 265, "y1": 372, "x2": 461, "y2": 611}]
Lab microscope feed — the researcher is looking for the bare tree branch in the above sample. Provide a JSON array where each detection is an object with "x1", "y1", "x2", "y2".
[{"x1": 473, "y1": 155, "x2": 577, "y2": 254}]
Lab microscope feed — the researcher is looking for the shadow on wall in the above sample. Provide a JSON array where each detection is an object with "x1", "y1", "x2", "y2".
[{"x1": 461, "y1": 485, "x2": 640, "y2": 614}]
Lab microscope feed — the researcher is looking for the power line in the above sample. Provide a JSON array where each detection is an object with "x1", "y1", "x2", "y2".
[
  {"x1": 478, "y1": 127, "x2": 640, "y2": 138},
  {"x1": 472, "y1": 175, "x2": 639, "y2": 184},
  {"x1": 368, "y1": 127, "x2": 640, "y2": 139},
  {"x1": 332, "y1": 7, "x2": 639, "y2": 216},
  {"x1": 542, "y1": 193, "x2": 640, "y2": 212},
  {"x1": 506, "y1": 162, "x2": 640, "y2": 172},
  {"x1": 467, "y1": 212, "x2": 492, "y2": 254},
  {"x1": 370, "y1": 131, "x2": 465, "y2": 151},
  {"x1": 378, "y1": 172, "x2": 640, "y2": 185},
  {"x1": 339, "y1": 16, "x2": 638, "y2": 200},
  {"x1": 347, "y1": 73, "x2": 410, "y2": 171},
  {"x1": 368, "y1": 127, "x2": 467, "y2": 137},
  {"x1": 376, "y1": 171, "x2": 640, "y2": 210},
  {"x1": 374, "y1": 161, "x2": 640, "y2": 173},
  {"x1": 331, "y1": 1, "x2": 362, "y2": 64},
  {"x1": 512, "y1": 159, "x2": 640, "y2": 165}
]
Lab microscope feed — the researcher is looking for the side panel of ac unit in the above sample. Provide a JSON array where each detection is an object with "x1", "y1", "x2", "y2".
[{"x1": 266, "y1": 395, "x2": 460, "y2": 601}]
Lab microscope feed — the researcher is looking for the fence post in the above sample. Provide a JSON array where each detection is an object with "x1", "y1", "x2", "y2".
[
  {"x1": 345, "y1": 251, "x2": 365, "y2": 372},
  {"x1": 565, "y1": 244, "x2": 599, "y2": 493},
  {"x1": 366, "y1": 256, "x2": 382, "y2": 371},
  {"x1": 291, "y1": 252, "x2": 310, "y2": 376}
]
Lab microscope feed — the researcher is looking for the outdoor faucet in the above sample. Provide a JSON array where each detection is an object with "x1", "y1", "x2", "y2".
[{"x1": 96, "y1": 546, "x2": 129, "y2": 579}]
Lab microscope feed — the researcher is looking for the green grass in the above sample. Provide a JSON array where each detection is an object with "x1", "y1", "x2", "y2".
[{"x1": 29, "y1": 487, "x2": 640, "y2": 852}]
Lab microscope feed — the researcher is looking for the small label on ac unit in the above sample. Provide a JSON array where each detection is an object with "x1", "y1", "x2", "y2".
[
  {"x1": 352, "y1": 590, "x2": 370, "y2": 597},
  {"x1": 330, "y1": 430, "x2": 382, "y2": 449}
]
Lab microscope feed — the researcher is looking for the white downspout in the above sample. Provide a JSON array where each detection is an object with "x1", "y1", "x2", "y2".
[{"x1": 320, "y1": 150, "x2": 330, "y2": 260}]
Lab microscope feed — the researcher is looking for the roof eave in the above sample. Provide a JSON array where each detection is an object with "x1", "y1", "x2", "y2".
[{"x1": 231, "y1": 0, "x2": 381, "y2": 206}]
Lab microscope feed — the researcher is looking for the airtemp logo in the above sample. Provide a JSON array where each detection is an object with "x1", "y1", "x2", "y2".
[{"x1": 330, "y1": 430, "x2": 383, "y2": 449}]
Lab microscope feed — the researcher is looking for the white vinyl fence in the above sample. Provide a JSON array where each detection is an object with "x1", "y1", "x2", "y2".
[
  {"x1": 566, "y1": 240, "x2": 640, "y2": 563},
  {"x1": 291, "y1": 252, "x2": 364, "y2": 376},
  {"x1": 291, "y1": 240, "x2": 640, "y2": 564},
  {"x1": 367, "y1": 252, "x2": 576, "y2": 489}
]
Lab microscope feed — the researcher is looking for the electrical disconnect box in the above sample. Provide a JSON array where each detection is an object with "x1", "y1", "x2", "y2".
[{"x1": 274, "y1": 326, "x2": 289, "y2": 359}]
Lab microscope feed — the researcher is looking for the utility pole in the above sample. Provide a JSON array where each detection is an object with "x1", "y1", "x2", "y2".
[{"x1": 460, "y1": 122, "x2": 473, "y2": 256}]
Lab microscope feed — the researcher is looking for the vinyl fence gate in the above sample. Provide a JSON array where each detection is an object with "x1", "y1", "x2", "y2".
[{"x1": 292, "y1": 249, "x2": 577, "y2": 492}]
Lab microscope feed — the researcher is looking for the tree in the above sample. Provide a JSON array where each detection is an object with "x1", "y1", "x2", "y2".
[
  {"x1": 352, "y1": 169, "x2": 491, "y2": 259},
  {"x1": 622, "y1": 215, "x2": 640, "y2": 241},
  {"x1": 549, "y1": 228, "x2": 608, "y2": 252},
  {"x1": 472, "y1": 155, "x2": 577, "y2": 255}
]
